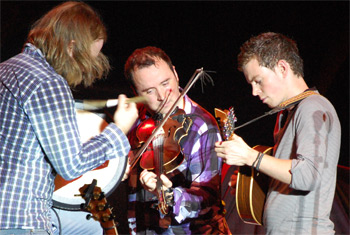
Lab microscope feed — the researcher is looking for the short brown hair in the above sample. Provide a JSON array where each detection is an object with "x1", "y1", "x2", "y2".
[
  {"x1": 124, "y1": 46, "x2": 174, "y2": 88},
  {"x1": 237, "y1": 32, "x2": 304, "y2": 77},
  {"x1": 27, "y1": 1, "x2": 110, "y2": 87}
]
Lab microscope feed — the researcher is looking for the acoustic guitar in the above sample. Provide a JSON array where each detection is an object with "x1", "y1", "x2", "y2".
[
  {"x1": 78, "y1": 179, "x2": 118, "y2": 234},
  {"x1": 215, "y1": 107, "x2": 271, "y2": 226}
]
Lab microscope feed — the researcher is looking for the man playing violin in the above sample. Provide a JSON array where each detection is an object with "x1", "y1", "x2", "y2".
[{"x1": 123, "y1": 46, "x2": 230, "y2": 234}]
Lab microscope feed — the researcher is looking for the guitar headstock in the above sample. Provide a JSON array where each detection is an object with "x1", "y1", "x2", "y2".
[
  {"x1": 214, "y1": 107, "x2": 237, "y2": 140},
  {"x1": 77, "y1": 179, "x2": 118, "y2": 234}
]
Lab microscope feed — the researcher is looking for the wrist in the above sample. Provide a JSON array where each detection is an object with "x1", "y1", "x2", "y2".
[
  {"x1": 249, "y1": 150, "x2": 260, "y2": 166},
  {"x1": 251, "y1": 151, "x2": 265, "y2": 172}
]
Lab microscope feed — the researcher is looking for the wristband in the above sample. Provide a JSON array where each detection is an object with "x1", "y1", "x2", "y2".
[
  {"x1": 252, "y1": 152, "x2": 261, "y2": 168},
  {"x1": 255, "y1": 153, "x2": 265, "y2": 172}
]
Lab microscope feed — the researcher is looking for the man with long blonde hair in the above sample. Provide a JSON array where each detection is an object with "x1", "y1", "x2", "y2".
[{"x1": 0, "y1": 2, "x2": 138, "y2": 234}]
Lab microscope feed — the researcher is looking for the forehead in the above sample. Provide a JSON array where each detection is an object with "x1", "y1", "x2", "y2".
[
  {"x1": 243, "y1": 58, "x2": 275, "y2": 83},
  {"x1": 133, "y1": 59, "x2": 174, "y2": 87},
  {"x1": 243, "y1": 59, "x2": 260, "y2": 82}
]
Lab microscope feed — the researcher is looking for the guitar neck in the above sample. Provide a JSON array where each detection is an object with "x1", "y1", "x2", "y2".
[
  {"x1": 102, "y1": 223, "x2": 118, "y2": 235},
  {"x1": 78, "y1": 180, "x2": 119, "y2": 235}
]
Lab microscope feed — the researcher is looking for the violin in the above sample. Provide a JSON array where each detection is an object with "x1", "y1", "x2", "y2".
[
  {"x1": 137, "y1": 108, "x2": 192, "y2": 173},
  {"x1": 136, "y1": 108, "x2": 192, "y2": 214}
]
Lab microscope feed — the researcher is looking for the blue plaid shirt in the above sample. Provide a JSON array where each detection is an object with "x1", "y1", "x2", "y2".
[
  {"x1": 127, "y1": 95, "x2": 229, "y2": 234},
  {"x1": 0, "y1": 44, "x2": 130, "y2": 231}
]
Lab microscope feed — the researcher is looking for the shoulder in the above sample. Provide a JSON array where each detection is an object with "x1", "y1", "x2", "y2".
[
  {"x1": 1, "y1": 52, "x2": 69, "y2": 103},
  {"x1": 294, "y1": 93, "x2": 340, "y2": 129},
  {"x1": 2, "y1": 51, "x2": 58, "y2": 81},
  {"x1": 185, "y1": 96, "x2": 219, "y2": 131},
  {"x1": 297, "y1": 93, "x2": 337, "y2": 114}
]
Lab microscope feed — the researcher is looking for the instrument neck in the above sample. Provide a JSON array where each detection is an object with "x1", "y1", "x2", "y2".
[
  {"x1": 152, "y1": 134, "x2": 169, "y2": 215},
  {"x1": 102, "y1": 224, "x2": 118, "y2": 235}
]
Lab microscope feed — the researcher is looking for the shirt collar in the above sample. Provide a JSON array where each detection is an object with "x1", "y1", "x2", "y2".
[{"x1": 23, "y1": 43, "x2": 45, "y2": 58}]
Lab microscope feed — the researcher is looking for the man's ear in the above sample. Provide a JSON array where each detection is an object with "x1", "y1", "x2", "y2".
[
  {"x1": 276, "y1": 60, "x2": 289, "y2": 78},
  {"x1": 172, "y1": 65, "x2": 179, "y2": 83}
]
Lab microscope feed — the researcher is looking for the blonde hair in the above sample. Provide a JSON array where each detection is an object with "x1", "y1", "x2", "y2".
[{"x1": 27, "y1": 1, "x2": 110, "y2": 87}]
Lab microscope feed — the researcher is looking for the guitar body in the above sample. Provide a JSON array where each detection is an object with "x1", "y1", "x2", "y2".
[{"x1": 236, "y1": 145, "x2": 273, "y2": 225}]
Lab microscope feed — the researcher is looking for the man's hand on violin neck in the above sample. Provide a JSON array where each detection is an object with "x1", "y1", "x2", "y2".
[{"x1": 139, "y1": 169, "x2": 173, "y2": 195}]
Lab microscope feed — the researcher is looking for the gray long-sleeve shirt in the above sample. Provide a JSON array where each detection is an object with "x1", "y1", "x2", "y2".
[{"x1": 264, "y1": 93, "x2": 341, "y2": 234}]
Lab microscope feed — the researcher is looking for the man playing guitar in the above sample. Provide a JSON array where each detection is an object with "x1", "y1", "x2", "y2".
[{"x1": 215, "y1": 32, "x2": 341, "y2": 234}]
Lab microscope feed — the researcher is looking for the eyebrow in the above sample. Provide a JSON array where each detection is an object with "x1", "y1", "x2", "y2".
[
  {"x1": 140, "y1": 77, "x2": 171, "y2": 93},
  {"x1": 248, "y1": 75, "x2": 259, "y2": 83}
]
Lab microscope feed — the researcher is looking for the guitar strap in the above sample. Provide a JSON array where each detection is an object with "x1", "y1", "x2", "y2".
[
  {"x1": 234, "y1": 89, "x2": 319, "y2": 131},
  {"x1": 273, "y1": 89, "x2": 319, "y2": 145},
  {"x1": 277, "y1": 89, "x2": 319, "y2": 109}
]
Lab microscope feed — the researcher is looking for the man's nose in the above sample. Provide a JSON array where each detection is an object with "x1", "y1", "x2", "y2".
[
  {"x1": 157, "y1": 88, "x2": 166, "y2": 101},
  {"x1": 157, "y1": 87, "x2": 172, "y2": 101},
  {"x1": 252, "y1": 85, "x2": 260, "y2": 96}
]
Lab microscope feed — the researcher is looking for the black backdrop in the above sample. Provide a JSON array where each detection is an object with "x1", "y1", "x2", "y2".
[{"x1": 1, "y1": 1, "x2": 349, "y2": 233}]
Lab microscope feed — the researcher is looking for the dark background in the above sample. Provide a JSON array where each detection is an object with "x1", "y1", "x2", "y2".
[
  {"x1": 1, "y1": 1, "x2": 349, "y2": 233},
  {"x1": 1, "y1": 0, "x2": 348, "y2": 164}
]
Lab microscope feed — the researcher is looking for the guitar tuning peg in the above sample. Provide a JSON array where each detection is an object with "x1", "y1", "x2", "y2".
[
  {"x1": 102, "y1": 213, "x2": 116, "y2": 222},
  {"x1": 95, "y1": 192, "x2": 105, "y2": 201},
  {"x1": 86, "y1": 203, "x2": 95, "y2": 211},
  {"x1": 86, "y1": 214, "x2": 92, "y2": 220},
  {"x1": 93, "y1": 193, "x2": 100, "y2": 200}
]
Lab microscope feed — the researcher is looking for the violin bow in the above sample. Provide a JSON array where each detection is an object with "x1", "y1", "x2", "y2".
[{"x1": 129, "y1": 67, "x2": 209, "y2": 170}]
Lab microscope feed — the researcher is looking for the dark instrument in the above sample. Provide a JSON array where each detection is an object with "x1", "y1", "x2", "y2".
[
  {"x1": 77, "y1": 179, "x2": 118, "y2": 234},
  {"x1": 53, "y1": 109, "x2": 127, "y2": 210},
  {"x1": 136, "y1": 108, "x2": 192, "y2": 214},
  {"x1": 215, "y1": 107, "x2": 271, "y2": 225},
  {"x1": 137, "y1": 108, "x2": 192, "y2": 174}
]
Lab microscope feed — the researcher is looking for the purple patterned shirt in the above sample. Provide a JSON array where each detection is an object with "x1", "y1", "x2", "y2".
[{"x1": 127, "y1": 95, "x2": 229, "y2": 234}]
